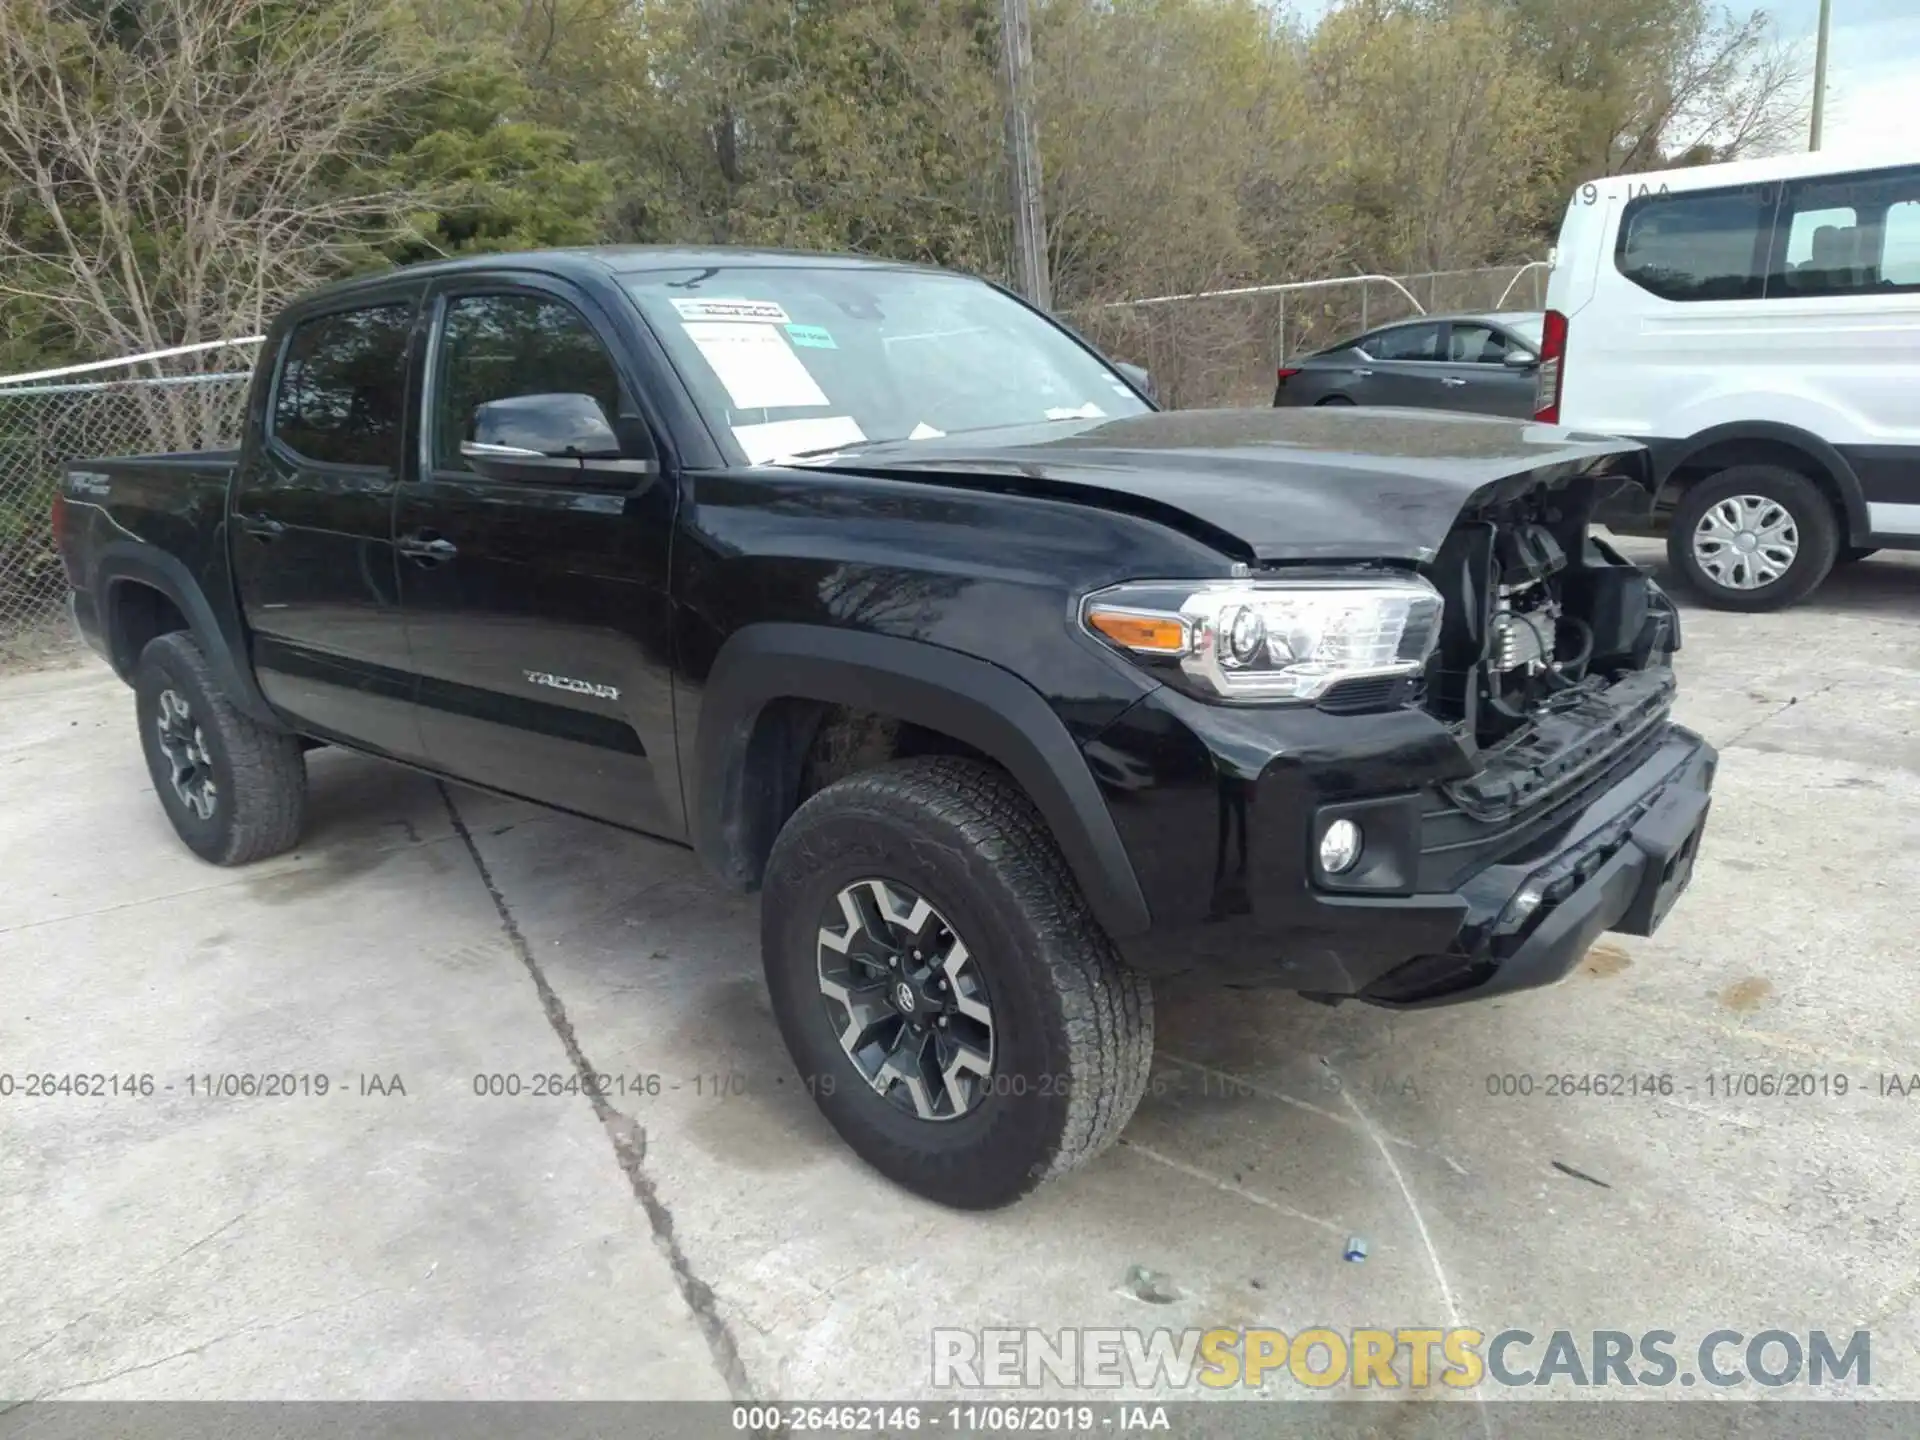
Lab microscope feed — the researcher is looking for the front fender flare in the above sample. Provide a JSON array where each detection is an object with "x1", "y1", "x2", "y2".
[{"x1": 691, "y1": 624, "x2": 1152, "y2": 939}]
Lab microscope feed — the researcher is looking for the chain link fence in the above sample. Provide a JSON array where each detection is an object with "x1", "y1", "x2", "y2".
[{"x1": 0, "y1": 349, "x2": 255, "y2": 660}]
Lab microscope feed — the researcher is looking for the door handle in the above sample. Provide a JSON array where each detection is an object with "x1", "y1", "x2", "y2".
[
  {"x1": 1440, "y1": 377, "x2": 1468, "y2": 387},
  {"x1": 397, "y1": 531, "x2": 458, "y2": 564},
  {"x1": 239, "y1": 513, "x2": 285, "y2": 540},
  {"x1": 1351, "y1": 368, "x2": 1374, "y2": 378}
]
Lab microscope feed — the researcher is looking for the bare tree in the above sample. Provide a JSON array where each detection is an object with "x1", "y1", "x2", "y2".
[{"x1": 0, "y1": 0, "x2": 433, "y2": 402}]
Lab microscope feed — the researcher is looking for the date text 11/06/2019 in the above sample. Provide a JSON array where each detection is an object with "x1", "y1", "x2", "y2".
[
  {"x1": 1484, "y1": 1072, "x2": 1920, "y2": 1098},
  {"x1": 732, "y1": 1405, "x2": 1170, "y2": 1433},
  {"x1": 0, "y1": 1072, "x2": 405, "y2": 1098}
]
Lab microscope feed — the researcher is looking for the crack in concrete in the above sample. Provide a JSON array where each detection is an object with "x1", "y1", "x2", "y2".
[
  {"x1": 1719, "y1": 676, "x2": 1841, "y2": 751},
  {"x1": 439, "y1": 783, "x2": 755, "y2": 1402}
]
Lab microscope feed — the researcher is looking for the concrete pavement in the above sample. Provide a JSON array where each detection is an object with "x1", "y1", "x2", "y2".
[{"x1": 3, "y1": 537, "x2": 1917, "y2": 1402}]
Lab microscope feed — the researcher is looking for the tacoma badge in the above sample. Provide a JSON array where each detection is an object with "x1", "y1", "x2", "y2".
[{"x1": 524, "y1": 670, "x2": 620, "y2": 701}]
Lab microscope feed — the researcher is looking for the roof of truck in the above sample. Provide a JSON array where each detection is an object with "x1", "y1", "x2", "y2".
[{"x1": 293, "y1": 245, "x2": 944, "y2": 308}]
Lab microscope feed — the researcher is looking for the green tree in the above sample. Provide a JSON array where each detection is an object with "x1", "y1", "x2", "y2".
[{"x1": 1494, "y1": 0, "x2": 1808, "y2": 177}]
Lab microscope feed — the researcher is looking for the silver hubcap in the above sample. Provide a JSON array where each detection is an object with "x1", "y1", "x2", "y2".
[
  {"x1": 1693, "y1": 494, "x2": 1799, "y2": 590},
  {"x1": 155, "y1": 689, "x2": 217, "y2": 820},
  {"x1": 816, "y1": 878, "x2": 994, "y2": 1122}
]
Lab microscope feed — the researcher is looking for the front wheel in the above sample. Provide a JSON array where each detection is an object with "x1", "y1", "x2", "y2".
[
  {"x1": 1667, "y1": 465, "x2": 1839, "y2": 612},
  {"x1": 760, "y1": 757, "x2": 1152, "y2": 1209}
]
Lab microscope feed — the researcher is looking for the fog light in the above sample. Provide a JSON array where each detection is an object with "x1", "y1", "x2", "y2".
[{"x1": 1320, "y1": 819, "x2": 1363, "y2": 874}]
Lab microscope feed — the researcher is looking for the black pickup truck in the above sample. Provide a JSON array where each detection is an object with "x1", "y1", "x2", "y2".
[{"x1": 56, "y1": 246, "x2": 1715, "y2": 1208}]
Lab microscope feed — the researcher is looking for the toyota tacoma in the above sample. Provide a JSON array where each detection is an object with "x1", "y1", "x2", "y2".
[{"x1": 55, "y1": 246, "x2": 1715, "y2": 1208}]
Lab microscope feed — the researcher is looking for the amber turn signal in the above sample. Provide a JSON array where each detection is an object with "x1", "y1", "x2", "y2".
[{"x1": 1085, "y1": 607, "x2": 1188, "y2": 654}]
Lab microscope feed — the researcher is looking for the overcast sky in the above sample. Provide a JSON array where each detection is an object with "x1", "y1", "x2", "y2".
[
  {"x1": 1771, "y1": 0, "x2": 1913, "y2": 153},
  {"x1": 1286, "y1": 0, "x2": 1913, "y2": 157}
]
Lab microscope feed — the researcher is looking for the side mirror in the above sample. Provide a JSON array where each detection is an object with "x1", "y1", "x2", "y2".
[
  {"x1": 1115, "y1": 361, "x2": 1158, "y2": 404},
  {"x1": 1504, "y1": 350, "x2": 1539, "y2": 370},
  {"x1": 461, "y1": 393, "x2": 655, "y2": 482}
]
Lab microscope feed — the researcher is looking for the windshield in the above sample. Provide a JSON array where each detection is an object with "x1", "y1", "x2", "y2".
[{"x1": 623, "y1": 265, "x2": 1150, "y2": 464}]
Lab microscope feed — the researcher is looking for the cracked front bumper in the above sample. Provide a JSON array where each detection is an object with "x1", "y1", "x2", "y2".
[{"x1": 1358, "y1": 728, "x2": 1715, "y2": 1006}]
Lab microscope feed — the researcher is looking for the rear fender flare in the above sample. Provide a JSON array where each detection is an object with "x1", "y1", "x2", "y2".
[
  {"x1": 93, "y1": 543, "x2": 282, "y2": 729},
  {"x1": 1651, "y1": 422, "x2": 1869, "y2": 541},
  {"x1": 691, "y1": 624, "x2": 1152, "y2": 939}
]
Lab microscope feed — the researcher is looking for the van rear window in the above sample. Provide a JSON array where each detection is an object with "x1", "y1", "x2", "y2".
[{"x1": 1615, "y1": 187, "x2": 1771, "y2": 303}]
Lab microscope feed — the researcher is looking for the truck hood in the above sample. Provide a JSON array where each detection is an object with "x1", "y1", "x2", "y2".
[{"x1": 799, "y1": 407, "x2": 1648, "y2": 563}]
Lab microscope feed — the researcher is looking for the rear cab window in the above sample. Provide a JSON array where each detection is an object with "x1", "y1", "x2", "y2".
[
  {"x1": 270, "y1": 303, "x2": 413, "y2": 467},
  {"x1": 620, "y1": 266, "x2": 1149, "y2": 464}
]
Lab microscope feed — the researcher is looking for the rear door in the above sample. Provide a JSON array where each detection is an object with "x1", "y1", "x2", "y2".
[
  {"x1": 393, "y1": 273, "x2": 685, "y2": 838},
  {"x1": 231, "y1": 289, "x2": 429, "y2": 759},
  {"x1": 1433, "y1": 322, "x2": 1538, "y2": 417},
  {"x1": 1352, "y1": 322, "x2": 1448, "y2": 407}
]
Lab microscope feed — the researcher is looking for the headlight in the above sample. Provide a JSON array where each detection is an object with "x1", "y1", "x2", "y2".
[{"x1": 1081, "y1": 575, "x2": 1444, "y2": 702}]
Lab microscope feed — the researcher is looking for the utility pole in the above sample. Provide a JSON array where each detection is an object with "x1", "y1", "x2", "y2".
[
  {"x1": 1810, "y1": 0, "x2": 1832, "y2": 151},
  {"x1": 999, "y1": 0, "x2": 1052, "y2": 310}
]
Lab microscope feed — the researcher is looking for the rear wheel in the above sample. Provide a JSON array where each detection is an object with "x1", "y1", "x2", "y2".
[
  {"x1": 760, "y1": 757, "x2": 1152, "y2": 1209},
  {"x1": 1667, "y1": 465, "x2": 1838, "y2": 612},
  {"x1": 134, "y1": 632, "x2": 307, "y2": 864}
]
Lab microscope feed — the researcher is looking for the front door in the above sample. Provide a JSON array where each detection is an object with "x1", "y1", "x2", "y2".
[
  {"x1": 1434, "y1": 322, "x2": 1539, "y2": 418},
  {"x1": 393, "y1": 278, "x2": 684, "y2": 838},
  {"x1": 230, "y1": 293, "x2": 428, "y2": 760}
]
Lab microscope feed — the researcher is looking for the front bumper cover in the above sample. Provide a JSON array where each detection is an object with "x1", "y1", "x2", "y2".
[
  {"x1": 1099, "y1": 682, "x2": 1716, "y2": 1004},
  {"x1": 1359, "y1": 728, "x2": 1714, "y2": 1006}
]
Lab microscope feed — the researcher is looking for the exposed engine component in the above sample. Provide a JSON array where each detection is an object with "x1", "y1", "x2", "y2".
[
  {"x1": 1424, "y1": 484, "x2": 1676, "y2": 750},
  {"x1": 1490, "y1": 583, "x2": 1559, "y2": 673}
]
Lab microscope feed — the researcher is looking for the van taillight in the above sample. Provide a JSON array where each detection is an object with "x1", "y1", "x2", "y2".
[
  {"x1": 50, "y1": 489, "x2": 66, "y2": 550},
  {"x1": 1533, "y1": 309, "x2": 1568, "y2": 423}
]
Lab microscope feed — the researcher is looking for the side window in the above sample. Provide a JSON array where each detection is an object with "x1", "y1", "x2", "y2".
[
  {"x1": 271, "y1": 304, "x2": 413, "y2": 467},
  {"x1": 1446, "y1": 324, "x2": 1514, "y2": 363},
  {"x1": 1885, "y1": 201, "x2": 1920, "y2": 287},
  {"x1": 1771, "y1": 165, "x2": 1920, "y2": 297},
  {"x1": 432, "y1": 293, "x2": 625, "y2": 472},
  {"x1": 1615, "y1": 186, "x2": 1770, "y2": 302},
  {"x1": 1364, "y1": 323, "x2": 1443, "y2": 361}
]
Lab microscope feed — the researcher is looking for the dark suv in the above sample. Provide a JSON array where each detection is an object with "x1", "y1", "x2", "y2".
[{"x1": 57, "y1": 247, "x2": 1715, "y2": 1208}]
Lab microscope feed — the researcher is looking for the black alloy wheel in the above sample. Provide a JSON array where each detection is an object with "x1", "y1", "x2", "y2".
[{"x1": 816, "y1": 877, "x2": 996, "y2": 1122}]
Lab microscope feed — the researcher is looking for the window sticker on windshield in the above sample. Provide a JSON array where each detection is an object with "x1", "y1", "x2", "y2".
[
  {"x1": 1045, "y1": 402, "x2": 1107, "y2": 420},
  {"x1": 733, "y1": 415, "x2": 866, "y2": 464},
  {"x1": 909, "y1": 422, "x2": 945, "y2": 439},
  {"x1": 682, "y1": 322, "x2": 829, "y2": 410},
  {"x1": 785, "y1": 323, "x2": 837, "y2": 350},
  {"x1": 671, "y1": 298, "x2": 791, "y2": 324}
]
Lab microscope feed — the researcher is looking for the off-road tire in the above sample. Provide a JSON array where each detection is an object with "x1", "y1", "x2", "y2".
[
  {"x1": 1667, "y1": 464, "x2": 1839, "y2": 612},
  {"x1": 134, "y1": 632, "x2": 306, "y2": 865},
  {"x1": 761, "y1": 756, "x2": 1153, "y2": 1209}
]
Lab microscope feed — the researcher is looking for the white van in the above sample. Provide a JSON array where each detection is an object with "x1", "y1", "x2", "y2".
[{"x1": 1540, "y1": 148, "x2": 1920, "y2": 610}]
